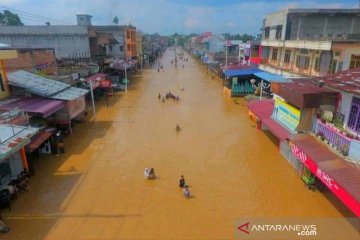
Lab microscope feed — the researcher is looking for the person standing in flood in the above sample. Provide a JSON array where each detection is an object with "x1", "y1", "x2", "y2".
[
  {"x1": 183, "y1": 185, "x2": 190, "y2": 198},
  {"x1": 179, "y1": 175, "x2": 185, "y2": 188}
]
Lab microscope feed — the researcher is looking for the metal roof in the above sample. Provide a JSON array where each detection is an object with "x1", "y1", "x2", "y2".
[
  {"x1": 0, "y1": 124, "x2": 38, "y2": 161},
  {"x1": 50, "y1": 87, "x2": 88, "y2": 101},
  {"x1": 315, "y1": 67, "x2": 360, "y2": 96},
  {"x1": 7, "y1": 70, "x2": 88, "y2": 100},
  {"x1": 223, "y1": 68, "x2": 263, "y2": 77},
  {"x1": 254, "y1": 72, "x2": 292, "y2": 83},
  {"x1": 8, "y1": 70, "x2": 69, "y2": 97}
]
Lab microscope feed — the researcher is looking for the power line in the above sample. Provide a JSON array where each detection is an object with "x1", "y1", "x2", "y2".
[{"x1": 0, "y1": 5, "x2": 72, "y2": 25}]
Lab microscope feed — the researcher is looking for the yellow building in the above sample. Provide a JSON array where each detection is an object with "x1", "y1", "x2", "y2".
[{"x1": 0, "y1": 45, "x2": 17, "y2": 98}]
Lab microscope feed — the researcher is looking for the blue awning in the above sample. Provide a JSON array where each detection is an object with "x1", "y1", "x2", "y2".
[
  {"x1": 253, "y1": 72, "x2": 292, "y2": 83},
  {"x1": 223, "y1": 68, "x2": 263, "y2": 77}
]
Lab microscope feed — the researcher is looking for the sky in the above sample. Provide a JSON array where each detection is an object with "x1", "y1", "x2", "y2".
[{"x1": 0, "y1": 0, "x2": 358, "y2": 35}]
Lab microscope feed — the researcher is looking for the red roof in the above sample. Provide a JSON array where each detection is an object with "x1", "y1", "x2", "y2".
[
  {"x1": 278, "y1": 79, "x2": 337, "y2": 94},
  {"x1": 247, "y1": 99, "x2": 274, "y2": 120},
  {"x1": 316, "y1": 67, "x2": 360, "y2": 96},
  {"x1": 290, "y1": 134, "x2": 360, "y2": 216},
  {"x1": 262, "y1": 117, "x2": 292, "y2": 141}
]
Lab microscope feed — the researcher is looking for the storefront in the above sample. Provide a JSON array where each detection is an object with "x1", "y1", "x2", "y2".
[
  {"x1": 223, "y1": 68, "x2": 262, "y2": 96},
  {"x1": 0, "y1": 124, "x2": 38, "y2": 184},
  {"x1": 290, "y1": 134, "x2": 360, "y2": 217}
]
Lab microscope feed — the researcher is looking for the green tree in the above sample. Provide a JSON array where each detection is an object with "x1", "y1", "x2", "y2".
[
  {"x1": 113, "y1": 16, "x2": 119, "y2": 25},
  {"x1": 0, "y1": 10, "x2": 24, "y2": 26}
]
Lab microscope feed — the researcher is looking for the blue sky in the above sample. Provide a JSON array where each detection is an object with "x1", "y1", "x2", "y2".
[{"x1": 0, "y1": 0, "x2": 358, "y2": 35}]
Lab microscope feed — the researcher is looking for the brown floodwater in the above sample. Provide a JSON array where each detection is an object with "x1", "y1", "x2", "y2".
[{"x1": 2, "y1": 48, "x2": 353, "y2": 240}]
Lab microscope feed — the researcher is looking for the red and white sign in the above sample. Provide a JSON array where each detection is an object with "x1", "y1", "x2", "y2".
[
  {"x1": 291, "y1": 144, "x2": 360, "y2": 217},
  {"x1": 100, "y1": 79, "x2": 112, "y2": 88}
]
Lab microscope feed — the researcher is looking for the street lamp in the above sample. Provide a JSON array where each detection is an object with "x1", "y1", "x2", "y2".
[
  {"x1": 250, "y1": 78, "x2": 270, "y2": 100},
  {"x1": 80, "y1": 77, "x2": 96, "y2": 122}
]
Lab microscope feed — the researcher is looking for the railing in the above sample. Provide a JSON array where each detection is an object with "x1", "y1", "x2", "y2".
[{"x1": 315, "y1": 119, "x2": 351, "y2": 155}]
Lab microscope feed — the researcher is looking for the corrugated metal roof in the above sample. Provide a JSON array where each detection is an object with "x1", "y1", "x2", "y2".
[
  {"x1": 223, "y1": 68, "x2": 263, "y2": 77},
  {"x1": 7, "y1": 70, "x2": 88, "y2": 100},
  {"x1": 316, "y1": 67, "x2": 360, "y2": 96},
  {"x1": 8, "y1": 70, "x2": 69, "y2": 97},
  {"x1": 247, "y1": 99, "x2": 274, "y2": 120},
  {"x1": 50, "y1": 87, "x2": 88, "y2": 101},
  {"x1": 254, "y1": 72, "x2": 292, "y2": 83},
  {"x1": 290, "y1": 134, "x2": 360, "y2": 209},
  {"x1": 0, "y1": 42, "x2": 10, "y2": 48}
]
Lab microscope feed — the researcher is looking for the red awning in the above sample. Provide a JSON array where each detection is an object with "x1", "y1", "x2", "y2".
[
  {"x1": 27, "y1": 129, "x2": 55, "y2": 152},
  {"x1": 290, "y1": 134, "x2": 360, "y2": 217},
  {"x1": 262, "y1": 117, "x2": 292, "y2": 141},
  {"x1": 247, "y1": 100, "x2": 274, "y2": 120}
]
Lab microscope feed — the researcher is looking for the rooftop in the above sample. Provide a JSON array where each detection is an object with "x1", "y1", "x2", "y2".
[{"x1": 315, "y1": 67, "x2": 360, "y2": 96}]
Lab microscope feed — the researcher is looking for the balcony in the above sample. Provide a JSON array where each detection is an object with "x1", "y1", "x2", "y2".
[{"x1": 315, "y1": 119, "x2": 351, "y2": 155}]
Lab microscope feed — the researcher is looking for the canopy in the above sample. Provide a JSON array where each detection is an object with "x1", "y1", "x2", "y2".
[
  {"x1": 0, "y1": 97, "x2": 64, "y2": 118},
  {"x1": 254, "y1": 72, "x2": 292, "y2": 83},
  {"x1": 223, "y1": 68, "x2": 263, "y2": 77}
]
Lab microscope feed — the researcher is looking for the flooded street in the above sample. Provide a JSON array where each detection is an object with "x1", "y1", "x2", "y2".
[{"x1": 3, "y1": 48, "x2": 352, "y2": 239}]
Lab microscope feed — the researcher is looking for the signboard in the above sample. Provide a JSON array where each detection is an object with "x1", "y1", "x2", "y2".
[
  {"x1": 100, "y1": 79, "x2": 112, "y2": 88},
  {"x1": 290, "y1": 144, "x2": 360, "y2": 217},
  {"x1": 273, "y1": 97, "x2": 300, "y2": 131}
]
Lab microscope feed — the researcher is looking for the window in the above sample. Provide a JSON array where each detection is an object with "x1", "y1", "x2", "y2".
[
  {"x1": 296, "y1": 55, "x2": 310, "y2": 70},
  {"x1": 271, "y1": 48, "x2": 278, "y2": 61},
  {"x1": 119, "y1": 45, "x2": 124, "y2": 52},
  {"x1": 284, "y1": 50, "x2": 291, "y2": 64},
  {"x1": 127, "y1": 44, "x2": 131, "y2": 51},
  {"x1": 0, "y1": 73, "x2": 4, "y2": 92},
  {"x1": 276, "y1": 25, "x2": 282, "y2": 39},
  {"x1": 329, "y1": 59, "x2": 337, "y2": 74},
  {"x1": 264, "y1": 27, "x2": 270, "y2": 39},
  {"x1": 314, "y1": 57, "x2": 320, "y2": 72},
  {"x1": 348, "y1": 97, "x2": 360, "y2": 134},
  {"x1": 350, "y1": 55, "x2": 360, "y2": 69},
  {"x1": 108, "y1": 45, "x2": 113, "y2": 52},
  {"x1": 127, "y1": 31, "x2": 130, "y2": 39}
]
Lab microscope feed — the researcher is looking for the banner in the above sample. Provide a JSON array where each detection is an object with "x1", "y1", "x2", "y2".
[{"x1": 273, "y1": 98, "x2": 300, "y2": 131}]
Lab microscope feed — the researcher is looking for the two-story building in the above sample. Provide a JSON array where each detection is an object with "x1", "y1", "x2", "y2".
[{"x1": 260, "y1": 9, "x2": 360, "y2": 78}]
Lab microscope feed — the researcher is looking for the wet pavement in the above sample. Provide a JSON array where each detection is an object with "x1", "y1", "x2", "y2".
[{"x1": 2, "y1": 48, "x2": 353, "y2": 239}]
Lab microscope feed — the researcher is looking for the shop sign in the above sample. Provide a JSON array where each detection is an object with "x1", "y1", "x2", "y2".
[
  {"x1": 291, "y1": 143, "x2": 360, "y2": 217},
  {"x1": 273, "y1": 98, "x2": 300, "y2": 131},
  {"x1": 100, "y1": 79, "x2": 112, "y2": 88}
]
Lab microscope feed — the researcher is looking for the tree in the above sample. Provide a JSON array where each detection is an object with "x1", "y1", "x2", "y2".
[
  {"x1": 0, "y1": 10, "x2": 24, "y2": 26},
  {"x1": 113, "y1": 16, "x2": 119, "y2": 25}
]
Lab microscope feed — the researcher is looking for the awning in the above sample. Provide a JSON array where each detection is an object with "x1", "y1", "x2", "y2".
[
  {"x1": 84, "y1": 73, "x2": 107, "y2": 90},
  {"x1": 254, "y1": 72, "x2": 292, "y2": 83},
  {"x1": 247, "y1": 99, "x2": 274, "y2": 120},
  {"x1": 0, "y1": 125, "x2": 38, "y2": 161},
  {"x1": 223, "y1": 68, "x2": 263, "y2": 77},
  {"x1": 290, "y1": 134, "x2": 360, "y2": 217},
  {"x1": 262, "y1": 117, "x2": 292, "y2": 141},
  {"x1": 27, "y1": 128, "x2": 55, "y2": 152},
  {"x1": 0, "y1": 97, "x2": 64, "y2": 118}
]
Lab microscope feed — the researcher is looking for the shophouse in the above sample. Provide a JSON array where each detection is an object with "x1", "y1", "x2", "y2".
[{"x1": 260, "y1": 8, "x2": 360, "y2": 78}]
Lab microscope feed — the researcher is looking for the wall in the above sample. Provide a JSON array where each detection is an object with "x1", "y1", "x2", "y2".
[
  {"x1": 338, "y1": 92, "x2": 354, "y2": 129},
  {"x1": 4, "y1": 49, "x2": 57, "y2": 75},
  {"x1": 262, "y1": 9, "x2": 288, "y2": 40},
  {"x1": 333, "y1": 43, "x2": 360, "y2": 71},
  {"x1": 349, "y1": 140, "x2": 360, "y2": 164},
  {"x1": 0, "y1": 26, "x2": 90, "y2": 59}
]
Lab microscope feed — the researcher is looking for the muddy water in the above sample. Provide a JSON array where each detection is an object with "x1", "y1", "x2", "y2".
[{"x1": 3, "y1": 48, "x2": 352, "y2": 240}]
